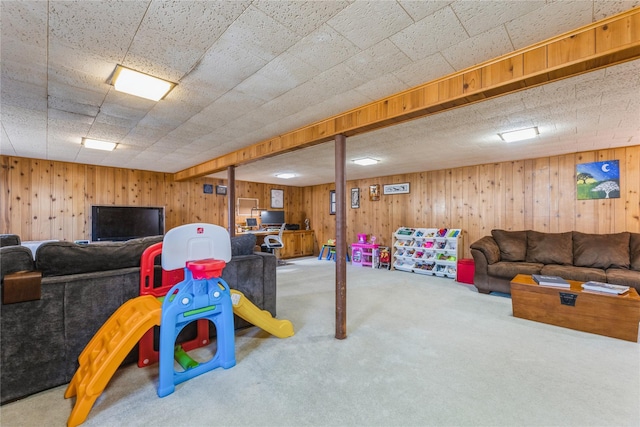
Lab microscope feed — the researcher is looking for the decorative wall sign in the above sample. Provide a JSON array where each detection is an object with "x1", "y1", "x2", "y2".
[
  {"x1": 203, "y1": 184, "x2": 214, "y2": 194},
  {"x1": 351, "y1": 188, "x2": 360, "y2": 209},
  {"x1": 383, "y1": 183, "x2": 410, "y2": 195},
  {"x1": 369, "y1": 184, "x2": 380, "y2": 201},
  {"x1": 576, "y1": 160, "x2": 620, "y2": 200},
  {"x1": 329, "y1": 190, "x2": 336, "y2": 215},
  {"x1": 271, "y1": 188, "x2": 284, "y2": 208},
  {"x1": 215, "y1": 185, "x2": 227, "y2": 195}
]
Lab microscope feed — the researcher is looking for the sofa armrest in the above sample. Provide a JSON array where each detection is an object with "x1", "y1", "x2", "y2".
[{"x1": 470, "y1": 236, "x2": 501, "y2": 265}]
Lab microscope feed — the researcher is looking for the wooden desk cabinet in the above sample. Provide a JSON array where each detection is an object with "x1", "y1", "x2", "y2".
[{"x1": 280, "y1": 230, "x2": 315, "y2": 259}]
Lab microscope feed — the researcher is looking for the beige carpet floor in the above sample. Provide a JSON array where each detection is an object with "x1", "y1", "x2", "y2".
[{"x1": 1, "y1": 257, "x2": 639, "y2": 427}]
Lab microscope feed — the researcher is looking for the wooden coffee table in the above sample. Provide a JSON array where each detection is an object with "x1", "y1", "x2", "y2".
[{"x1": 510, "y1": 274, "x2": 640, "y2": 342}]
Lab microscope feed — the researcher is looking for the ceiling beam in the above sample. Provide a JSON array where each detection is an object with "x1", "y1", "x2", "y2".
[{"x1": 174, "y1": 7, "x2": 640, "y2": 182}]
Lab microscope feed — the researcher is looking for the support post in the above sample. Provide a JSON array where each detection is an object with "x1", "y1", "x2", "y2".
[
  {"x1": 227, "y1": 166, "x2": 236, "y2": 237},
  {"x1": 335, "y1": 134, "x2": 347, "y2": 339}
]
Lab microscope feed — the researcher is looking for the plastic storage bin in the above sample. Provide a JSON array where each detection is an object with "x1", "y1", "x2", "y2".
[{"x1": 457, "y1": 258, "x2": 475, "y2": 284}]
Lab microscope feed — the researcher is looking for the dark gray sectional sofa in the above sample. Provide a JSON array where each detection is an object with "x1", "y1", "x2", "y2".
[
  {"x1": 470, "y1": 230, "x2": 640, "y2": 294},
  {"x1": 0, "y1": 233, "x2": 276, "y2": 404}
]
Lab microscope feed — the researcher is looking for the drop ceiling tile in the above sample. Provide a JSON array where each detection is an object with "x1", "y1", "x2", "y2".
[
  {"x1": 354, "y1": 74, "x2": 410, "y2": 101},
  {"x1": 397, "y1": 1, "x2": 453, "y2": 21},
  {"x1": 1, "y1": 77, "x2": 47, "y2": 111},
  {"x1": 390, "y1": 6, "x2": 468, "y2": 61},
  {"x1": 344, "y1": 40, "x2": 412, "y2": 81},
  {"x1": 222, "y1": 5, "x2": 300, "y2": 63},
  {"x1": 48, "y1": 1, "x2": 149, "y2": 63},
  {"x1": 234, "y1": 52, "x2": 319, "y2": 102},
  {"x1": 505, "y1": 1, "x2": 593, "y2": 49},
  {"x1": 441, "y1": 26, "x2": 514, "y2": 71},
  {"x1": 0, "y1": 127, "x2": 16, "y2": 155},
  {"x1": 123, "y1": 1, "x2": 248, "y2": 81},
  {"x1": 286, "y1": 23, "x2": 361, "y2": 72},
  {"x1": 451, "y1": 0, "x2": 545, "y2": 37},
  {"x1": 254, "y1": 0, "x2": 349, "y2": 36},
  {"x1": 189, "y1": 36, "x2": 269, "y2": 92},
  {"x1": 594, "y1": 0, "x2": 640, "y2": 20},
  {"x1": 327, "y1": 1, "x2": 413, "y2": 50},
  {"x1": 392, "y1": 52, "x2": 456, "y2": 87}
]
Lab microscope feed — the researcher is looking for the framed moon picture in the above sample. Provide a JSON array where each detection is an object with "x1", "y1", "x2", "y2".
[{"x1": 576, "y1": 160, "x2": 620, "y2": 200}]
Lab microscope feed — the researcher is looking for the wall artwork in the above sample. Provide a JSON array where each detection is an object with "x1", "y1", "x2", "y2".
[
  {"x1": 383, "y1": 183, "x2": 410, "y2": 195},
  {"x1": 351, "y1": 188, "x2": 360, "y2": 209},
  {"x1": 369, "y1": 184, "x2": 380, "y2": 201},
  {"x1": 576, "y1": 160, "x2": 620, "y2": 200}
]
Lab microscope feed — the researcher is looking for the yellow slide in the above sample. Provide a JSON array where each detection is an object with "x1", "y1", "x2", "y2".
[
  {"x1": 230, "y1": 290, "x2": 294, "y2": 338},
  {"x1": 65, "y1": 295, "x2": 162, "y2": 427}
]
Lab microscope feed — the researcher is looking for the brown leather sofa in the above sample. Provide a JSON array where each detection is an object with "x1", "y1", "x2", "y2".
[{"x1": 470, "y1": 230, "x2": 640, "y2": 294}]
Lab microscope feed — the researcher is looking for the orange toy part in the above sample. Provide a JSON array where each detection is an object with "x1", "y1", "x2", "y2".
[
  {"x1": 65, "y1": 296, "x2": 162, "y2": 427},
  {"x1": 138, "y1": 242, "x2": 209, "y2": 368}
]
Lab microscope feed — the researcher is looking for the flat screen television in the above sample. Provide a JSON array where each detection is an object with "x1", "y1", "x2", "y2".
[
  {"x1": 91, "y1": 205, "x2": 165, "y2": 242},
  {"x1": 260, "y1": 210, "x2": 285, "y2": 225}
]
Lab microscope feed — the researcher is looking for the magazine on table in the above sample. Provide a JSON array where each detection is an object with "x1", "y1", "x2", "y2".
[
  {"x1": 581, "y1": 281, "x2": 629, "y2": 295},
  {"x1": 532, "y1": 274, "x2": 570, "y2": 288}
]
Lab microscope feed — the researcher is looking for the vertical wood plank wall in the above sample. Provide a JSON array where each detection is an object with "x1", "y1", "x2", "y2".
[
  {"x1": 308, "y1": 145, "x2": 640, "y2": 258},
  {"x1": 2, "y1": 145, "x2": 639, "y2": 258}
]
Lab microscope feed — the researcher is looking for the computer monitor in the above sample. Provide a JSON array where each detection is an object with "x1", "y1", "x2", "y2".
[
  {"x1": 246, "y1": 217, "x2": 258, "y2": 227},
  {"x1": 260, "y1": 210, "x2": 285, "y2": 225}
]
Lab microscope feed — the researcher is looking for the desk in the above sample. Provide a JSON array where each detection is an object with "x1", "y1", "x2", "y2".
[{"x1": 241, "y1": 230, "x2": 314, "y2": 259}]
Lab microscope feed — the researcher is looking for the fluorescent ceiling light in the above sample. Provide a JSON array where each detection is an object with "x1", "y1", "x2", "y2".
[
  {"x1": 275, "y1": 173, "x2": 296, "y2": 179},
  {"x1": 111, "y1": 65, "x2": 175, "y2": 101},
  {"x1": 498, "y1": 127, "x2": 539, "y2": 143},
  {"x1": 353, "y1": 157, "x2": 379, "y2": 166},
  {"x1": 82, "y1": 138, "x2": 117, "y2": 151}
]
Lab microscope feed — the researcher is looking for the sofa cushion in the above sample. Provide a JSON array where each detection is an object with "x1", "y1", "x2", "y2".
[
  {"x1": 630, "y1": 233, "x2": 640, "y2": 271},
  {"x1": 541, "y1": 265, "x2": 607, "y2": 283},
  {"x1": 470, "y1": 236, "x2": 501, "y2": 265},
  {"x1": 231, "y1": 233, "x2": 257, "y2": 256},
  {"x1": 573, "y1": 231, "x2": 630, "y2": 270},
  {"x1": 35, "y1": 235, "x2": 162, "y2": 277},
  {"x1": 487, "y1": 261, "x2": 543, "y2": 279},
  {"x1": 0, "y1": 246, "x2": 35, "y2": 282},
  {"x1": 605, "y1": 268, "x2": 640, "y2": 291},
  {"x1": 0, "y1": 234, "x2": 21, "y2": 247},
  {"x1": 492, "y1": 230, "x2": 527, "y2": 262},
  {"x1": 526, "y1": 231, "x2": 573, "y2": 265}
]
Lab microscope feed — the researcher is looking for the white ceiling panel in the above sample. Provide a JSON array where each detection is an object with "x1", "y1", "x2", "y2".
[
  {"x1": 0, "y1": 1, "x2": 638, "y2": 186},
  {"x1": 327, "y1": 1, "x2": 414, "y2": 50},
  {"x1": 390, "y1": 6, "x2": 467, "y2": 61}
]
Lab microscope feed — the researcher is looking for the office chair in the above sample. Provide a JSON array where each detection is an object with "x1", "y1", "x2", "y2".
[{"x1": 263, "y1": 223, "x2": 286, "y2": 265}]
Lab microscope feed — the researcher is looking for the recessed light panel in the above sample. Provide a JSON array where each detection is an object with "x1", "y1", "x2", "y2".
[
  {"x1": 111, "y1": 65, "x2": 175, "y2": 101},
  {"x1": 498, "y1": 127, "x2": 539, "y2": 143},
  {"x1": 275, "y1": 173, "x2": 296, "y2": 179},
  {"x1": 82, "y1": 138, "x2": 117, "y2": 151},
  {"x1": 353, "y1": 157, "x2": 379, "y2": 166}
]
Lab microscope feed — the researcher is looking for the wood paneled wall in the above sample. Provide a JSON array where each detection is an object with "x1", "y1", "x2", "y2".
[
  {"x1": 0, "y1": 156, "x2": 306, "y2": 242},
  {"x1": 2, "y1": 145, "x2": 639, "y2": 258},
  {"x1": 307, "y1": 146, "x2": 640, "y2": 258}
]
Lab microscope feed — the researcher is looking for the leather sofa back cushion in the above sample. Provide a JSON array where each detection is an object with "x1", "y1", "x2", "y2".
[
  {"x1": 573, "y1": 231, "x2": 630, "y2": 269},
  {"x1": 628, "y1": 232, "x2": 640, "y2": 270},
  {"x1": 526, "y1": 231, "x2": 573, "y2": 265},
  {"x1": 491, "y1": 230, "x2": 527, "y2": 261},
  {"x1": 35, "y1": 235, "x2": 162, "y2": 277}
]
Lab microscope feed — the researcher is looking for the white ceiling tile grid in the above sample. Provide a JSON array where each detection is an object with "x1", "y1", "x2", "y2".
[{"x1": 0, "y1": 0, "x2": 638, "y2": 186}]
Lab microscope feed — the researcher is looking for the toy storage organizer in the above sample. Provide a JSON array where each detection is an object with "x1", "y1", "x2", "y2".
[{"x1": 392, "y1": 227, "x2": 463, "y2": 278}]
